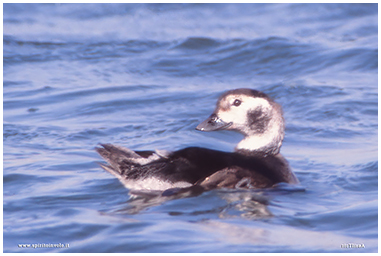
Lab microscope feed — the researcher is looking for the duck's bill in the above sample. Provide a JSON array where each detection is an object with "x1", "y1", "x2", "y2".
[{"x1": 196, "y1": 113, "x2": 232, "y2": 132}]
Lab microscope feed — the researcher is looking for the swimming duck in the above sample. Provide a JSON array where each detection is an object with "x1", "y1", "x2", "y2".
[{"x1": 96, "y1": 88, "x2": 299, "y2": 193}]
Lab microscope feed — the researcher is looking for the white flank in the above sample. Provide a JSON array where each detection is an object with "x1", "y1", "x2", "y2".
[{"x1": 120, "y1": 177, "x2": 192, "y2": 191}]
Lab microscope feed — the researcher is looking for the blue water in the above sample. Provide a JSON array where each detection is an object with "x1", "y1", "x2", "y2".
[{"x1": 3, "y1": 3, "x2": 378, "y2": 253}]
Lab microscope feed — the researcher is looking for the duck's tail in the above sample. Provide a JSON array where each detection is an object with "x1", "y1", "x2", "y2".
[{"x1": 95, "y1": 143, "x2": 170, "y2": 175}]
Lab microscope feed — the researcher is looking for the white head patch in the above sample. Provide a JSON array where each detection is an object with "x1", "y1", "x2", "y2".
[{"x1": 214, "y1": 92, "x2": 284, "y2": 154}]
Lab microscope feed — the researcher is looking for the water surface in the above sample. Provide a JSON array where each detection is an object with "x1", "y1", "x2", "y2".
[{"x1": 3, "y1": 3, "x2": 378, "y2": 253}]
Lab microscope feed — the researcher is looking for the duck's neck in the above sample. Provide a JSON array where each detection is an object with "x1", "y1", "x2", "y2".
[{"x1": 235, "y1": 120, "x2": 284, "y2": 156}]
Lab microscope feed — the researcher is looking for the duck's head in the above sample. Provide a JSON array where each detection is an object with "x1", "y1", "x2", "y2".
[{"x1": 196, "y1": 88, "x2": 285, "y2": 156}]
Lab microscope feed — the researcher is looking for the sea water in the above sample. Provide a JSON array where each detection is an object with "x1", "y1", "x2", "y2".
[{"x1": 3, "y1": 3, "x2": 378, "y2": 252}]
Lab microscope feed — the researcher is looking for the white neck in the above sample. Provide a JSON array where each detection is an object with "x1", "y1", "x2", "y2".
[{"x1": 235, "y1": 118, "x2": 284, "y2": 155}]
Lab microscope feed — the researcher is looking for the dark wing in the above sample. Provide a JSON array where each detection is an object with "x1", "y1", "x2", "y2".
[{"x1": 170, "y1": 148, "x2": 298, "y2": 189}]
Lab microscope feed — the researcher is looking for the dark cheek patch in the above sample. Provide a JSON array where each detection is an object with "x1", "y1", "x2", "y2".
[{"x1": 247, "y1": 108, "x2": 270, "y2": 133}]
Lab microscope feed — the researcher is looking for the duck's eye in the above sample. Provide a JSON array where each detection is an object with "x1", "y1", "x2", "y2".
[{"x1": 233, "y1": 99, "x2": 241, "y2": 107}]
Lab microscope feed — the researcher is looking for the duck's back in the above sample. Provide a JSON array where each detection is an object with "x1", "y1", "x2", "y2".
[{"x1": 96, "y1": 144, "x2": 297, "y2": 191}]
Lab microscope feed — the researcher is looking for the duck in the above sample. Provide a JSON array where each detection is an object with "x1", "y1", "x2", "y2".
[{"x1": 96, "y1": 88, "x2": 299, "y2": 194}]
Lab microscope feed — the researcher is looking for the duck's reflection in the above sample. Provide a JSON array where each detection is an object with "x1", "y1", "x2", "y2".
[{"x1": 111, "y1": 185, "x2": 297, "y2": 218}]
